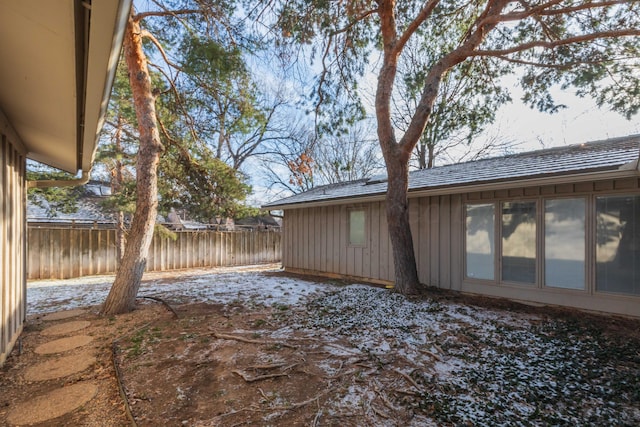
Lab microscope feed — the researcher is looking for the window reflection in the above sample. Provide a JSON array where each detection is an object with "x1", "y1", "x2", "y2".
[
  {"x1": 596, "y1": 195, "x2": 640, "y2": 295},
  {"x1": 502, "y1": 201, "x2": 536, "y2": 284},
  {"x1": 544, "y1": 199, "x2": 585, "y2": 289}
]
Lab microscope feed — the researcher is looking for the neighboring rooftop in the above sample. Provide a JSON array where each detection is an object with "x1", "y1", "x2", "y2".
[{"x1": 264, "y1": 135, "x2": 640, "y2": 208}]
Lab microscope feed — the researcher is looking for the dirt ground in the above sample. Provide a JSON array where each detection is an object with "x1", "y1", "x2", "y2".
[{"x1": 2, "y1": 271, "x2": 640, "y2": 426}]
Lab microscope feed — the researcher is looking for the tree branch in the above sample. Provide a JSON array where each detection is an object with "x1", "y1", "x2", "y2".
[
  {"x1": 472, "y1": 29, "x2": 640, "y2": 57},
  {"x1": 482, "y1": 0, "x2": 629, "y2": 25},
  {"x1": 398, "y1": 0, "x2": 511, "y2": 152},
  {"x1": 396, "y1": 0, "x2": 442, "y2": 55},
  {"x1": 140, "y1": 30, "x2": 183, "y2": 72},
  {"x1": 330, "y1": 7, "x2": 379, "y2": 36},
  {"x1": 133, "y1": 9, "x2": 201, "y2": 23},
  {"x1": 491, "y1": 54, "x2": 618, "y2": 69}
]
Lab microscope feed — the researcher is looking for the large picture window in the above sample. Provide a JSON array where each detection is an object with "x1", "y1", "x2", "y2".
[
  {"x1": 349, "y1": 209, "x2": 366, "y2": 246},
  {"x1": 465, "y1": 204, "x2": 495, "y2": 280},
  {"x1": 501, "y1": 201, "x2": 537, "y2": 284},
  {"x1": 544, "y1": 198, "x2": 586, "y2": 289},
  {"x1": 596, "y1": 195, "x2": 640, "y2": 296}
]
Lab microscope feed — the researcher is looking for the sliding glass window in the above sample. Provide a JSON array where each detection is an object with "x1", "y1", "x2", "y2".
[
  {"x1": 465, "y1": 204, "x2": 495, "y2": 280},
  {"x1": 596, "y1": 195, "x2": 640, "y2": 296},
  {"x1": 544, "y1": 198, "x2": 586, "y2": 289},
  {"x1": 501, "y1": 201, "x2": 537, "y2": 284}
]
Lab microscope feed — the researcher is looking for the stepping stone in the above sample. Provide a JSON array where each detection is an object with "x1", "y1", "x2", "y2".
[
  {"x1": 5, "y1": 381, "x2": 98, "y2": 425},
  {"x1": 41, "y1": 309, "x2": 87, "y2": 321},
  {"x1": 24, "y1": 353, "x2": 97, "y2": 381},
  {"x1": 41, "y1": 320, "x2": 91, "y2": 337},
  {"x1": 34, "y1": 335, "x2": 93, "y2": 355}
]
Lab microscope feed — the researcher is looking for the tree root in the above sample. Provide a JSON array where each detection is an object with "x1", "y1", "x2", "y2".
[
  {"x1": 137, "y1": 295, "x2": 179, "y2": 318},
  {"x1": 393, "y1": 388, "x2": 419, "y2": 396},
  {"x1": 211, "y1": 331, "x2": 298, "y2": 349},
  {"x1": 393, "y1": 368, "x2": 422, "y2": 392},
  {"x1": 248, "y1": 362, "x2": 287, "y2": 370},
  {"x1": 370, "y1": 403, "x2": 390, "y2": 419},
  {"x1": 374, "y1": 380, "x2": 401, "y2": 412},
  {"x1": 419, "y1": 348, "x2": 442, "y2": 361},
  {"x1": 232, "y1": 369, "x2": 289, "y2": 382},
  {"x1": 111, "y1": 341, "x2": 138, "y2": 427}
]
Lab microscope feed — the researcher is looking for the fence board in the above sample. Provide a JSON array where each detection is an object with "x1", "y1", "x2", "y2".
[{"x1": 27, "y1": 228, "x2": 281, "y2": 280}]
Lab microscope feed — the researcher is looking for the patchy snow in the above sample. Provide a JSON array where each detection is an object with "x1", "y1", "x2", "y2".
[
  {"x1": 27, "y1": 265, "x2": 333, "y2": 315},
  {"x1": 27, "y1": 266, "x2": 640, "y2": 425}
]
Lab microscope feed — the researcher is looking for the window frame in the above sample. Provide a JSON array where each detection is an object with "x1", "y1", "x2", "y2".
[
  {"x1": 541, "y1": 196, "x2": 588, "y2": 292},
  {"x1": 463, "y1": 202, "x2": 498, "y2": 282},
  {"x1": 499, "y1": 199, "x2": 539, "y2": 286},
  {"x1": 347, "y1": 207, "x2": 368, "y2": 248},
  {"x1": 463, "y1": 190, "x2": 640, "y2": 298},
  {"x1": 594, "y1": 193, "x2": 640, "y2": 297}
]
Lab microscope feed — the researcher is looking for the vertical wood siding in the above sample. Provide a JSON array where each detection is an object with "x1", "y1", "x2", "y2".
[
  {"x1": 282, "y1": 197, "x2": 463, "y2": 287},
  {"x1": 281, "y1": 177, "x2": 640, "y2": 317},
  {"x1": 1, "y1": 130, "x2": 27, "y2": 366},
  {"x1": 27, "y1": 229, "x2": 281, "y2": 280}
]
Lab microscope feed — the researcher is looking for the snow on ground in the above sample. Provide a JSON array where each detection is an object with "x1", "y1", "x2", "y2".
[
  {"x1": 27, "y1": 265, "x2": 332, "y2": 316},
  {"x1": 28, "y1": 266, "x2": 640, "y2": 426}
]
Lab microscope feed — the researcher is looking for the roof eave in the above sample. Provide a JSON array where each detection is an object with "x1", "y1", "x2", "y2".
[
  {"x1": 80, "y1": 0, "x2": 132, "y2": 173},
  {"x1": 265, "y1": 167, "x2": 640, "y2": 210}
]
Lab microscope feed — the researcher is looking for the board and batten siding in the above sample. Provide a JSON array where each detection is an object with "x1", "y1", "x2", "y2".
[
  {"x1": 282, "y1": 176, "x2": 640, "y2": 317},
  {"x1": 282, "y1": 196, "x2": 463, "y2": 288},
  {"x1": 1, "y1": 112, "x2": 27, "y2": 366}
]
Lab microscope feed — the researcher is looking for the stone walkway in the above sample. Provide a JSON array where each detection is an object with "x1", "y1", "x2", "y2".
[{"x1": 6, "y1": 309, "x2": 98, "y2": 425}]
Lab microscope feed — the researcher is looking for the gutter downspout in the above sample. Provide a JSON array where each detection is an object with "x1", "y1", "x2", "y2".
[{"x1": 27, "y1": 170, "x2": 91, "y2": 189}]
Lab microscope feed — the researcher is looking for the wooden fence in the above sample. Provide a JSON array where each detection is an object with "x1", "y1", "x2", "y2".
[{"x1": 27, "y1": 227, "x2": 281, "y2": 280}]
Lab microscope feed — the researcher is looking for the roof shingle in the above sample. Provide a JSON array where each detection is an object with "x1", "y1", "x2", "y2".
[{"x1": 264, "y1": 135, "x2": 640, "y2": 208}]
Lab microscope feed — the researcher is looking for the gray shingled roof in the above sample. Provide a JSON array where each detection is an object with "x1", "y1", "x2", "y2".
[{"x1": 264, "y1": 135, "x2": 640, "y2": 208}]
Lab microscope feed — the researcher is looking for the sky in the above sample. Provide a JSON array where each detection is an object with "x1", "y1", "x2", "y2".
[
  {"x1": 489, "y1": 85, "x2": 640, "y2": 150},
  {"x1": 249, "y1": 83, "x2": 640, "y2": 207}
]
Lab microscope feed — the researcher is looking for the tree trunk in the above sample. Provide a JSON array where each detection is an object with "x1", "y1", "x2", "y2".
[
  {"x1": 115, "y1": 210, "x2": 126, "y2": 264},
  {"x1": 427, "y1": 143, "x2": 435, "y2": 169},
  {"x1": 384, "y1": 147, "x2": 421, "y2": 295},
  {"x1": 375, "y1": 2, "x2": 422, "y2": 295},
  {"x1": 113, "y1": 115, "x2": 126, "y2": 264},
  {"x1": 103, "y1": 10, "x2": 163, "y2": 315},
  {"x1": 417, "y1": 141, "x2": 427, "y2": 169}
]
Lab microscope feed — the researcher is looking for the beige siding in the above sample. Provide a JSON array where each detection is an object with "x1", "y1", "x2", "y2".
[
  {"x1": 282, "y1": 176, "x2": 640, "y2": 317},
  {"x1": 1, "y1": 123, "x2": 27, "y2": 366}
]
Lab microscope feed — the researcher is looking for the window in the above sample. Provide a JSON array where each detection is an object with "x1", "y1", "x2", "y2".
[
  {"x1": 596, "y1": 195, "x2": 640, "y2": 295},
  {"x1": 465, "y1": 204, "x2": 495, "y2": 280},
  {"x1": 501, "y1": 201, "x2": 536, "y2": 284},
  {"x1": 544, "y1": 198, "x2": 585, "y2": 289},
  {"x1": 349, "y1": 209, "x2": 366, "y2": 246}
]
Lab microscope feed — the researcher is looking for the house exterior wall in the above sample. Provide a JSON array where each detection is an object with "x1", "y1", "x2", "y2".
[
  {"x1": 0, "y1": 112, "x2": 27, "y2": 366},
  {"x1": 282, "y1": 177, "x2": 640, "y2": 317}
]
